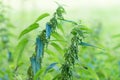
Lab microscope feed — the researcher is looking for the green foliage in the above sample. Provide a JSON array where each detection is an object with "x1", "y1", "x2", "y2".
[
  {"x1": 26, "y1": 6, "x2": 66, "y2": 80},
  {"x1": 15, "y1": 38, "x2": 28, "y2": 65},
  {"x1": 0, "y1": 1, "x2": 119, "y2": 80},
  {"x1": 18, "y1": 23, "x2": 39, "y2": 38},
  {"x1": 79, "y1": 42, "x2": 101, "y2": 49},
  {"x1": 35, "y1": 13, "x2": 50, "y2": 23},
  {"x1": 19, "y1": 13, "x2": 50, "y2": 39},
  {"x1": 44, "y1": 62, "x2": 58, "y2": 75},
  {"x1": 33, "y1": 68, "x2": 45, "y2": 80}
]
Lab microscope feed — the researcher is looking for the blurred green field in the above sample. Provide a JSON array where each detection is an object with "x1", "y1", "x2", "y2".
[{"x1": 0, "y1": 0, "x2": 120, "y2": 80}]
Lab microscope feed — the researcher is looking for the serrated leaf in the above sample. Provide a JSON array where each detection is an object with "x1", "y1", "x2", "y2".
[
  {"x1": 35, "y1": 13, "x2": 50, "y2": 23},
  {"x1": 44, "y1": 63, "x2": 58, "y2": 75},
  {"x1": 19, "y1": 23, "x2": 39, "y2": 38}
]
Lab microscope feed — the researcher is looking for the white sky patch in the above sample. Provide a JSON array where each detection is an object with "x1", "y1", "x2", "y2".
[{"x1": 2, "y1": 0, "x2": 120, "y2": 11}]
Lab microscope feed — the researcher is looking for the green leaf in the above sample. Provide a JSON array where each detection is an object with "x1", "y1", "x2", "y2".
[
  {"x1": 19, "y1": 13, "x2": 49, "y2": 38},
  {"x1": 79, "y1": 42, "x2": 102, "y2": 49},
  {"x1": 79, "y1": 26, "x2": 92, "y2": 32},
  {"x1": 44, "y1": 63, "x2": 58, "y2": 75},
  {"x1": 16, "y1": 38, "x2": 28, "y2": 64},
  {"x1": 88, "y1": 68, "x2": 99, "y2": 80},
  {"x1": 19, "y1": 23, "x2": 39, "y2": 38},
  {"x1": 63, "y1": 19, "x2": 77, "y2": 25},
  {"x1": 57, "y1": 23, "x2": 64, "y2": 34},
  {"x1": 51, "y1": 42, "x2": 63, "y2": 54},
  {"x1": 52, "y1": 74, "x2": 61, "y2": 80},
  {"x1": 33, "y1": 68, "x2": 45, "y2": 80},
  {"x1": 35, "y1": 13, "x2": 50, "y2": 23},
  {"x1": 52, "y1": 32, "x2": 66, "y2": 42},
  {"x1": 52, "y1": 32, "x2": 66, "y2": 46},
  {"x1": 45, "y1": 49, "x2": 56, "y2": 56}
]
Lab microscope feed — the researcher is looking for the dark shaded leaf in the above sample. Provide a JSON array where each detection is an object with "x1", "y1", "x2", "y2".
[
  {"x1": 33, "y1": 68, "x2": 45, "y2": 80},
  {"x1": 44, "y1": 63, "x2": 58, "y2": 75},
  {"x1": 79, "y1": 42, "x2": 101, "y2": 49},
  {"x1": 52, "y1": 74, "x2": 61, "y2": 80},
  {"x1": 35, "y1": 37, "x2": 44, "y2": 74},
  {"x1": 36, "y1": 37, "x2": 44, "y2": 60},
  {"x1": 7, "y1": 51, "x2": 12, "y2": 62},
  {"x1": 61, "y1": 19, "x2": 77, "y2": 25},
  {"x1": 30, "y1": 56, "x2": 37, "y2": 75},
  {"x1": 46, "y1": 23, "x2": 52, "y2": 39}
]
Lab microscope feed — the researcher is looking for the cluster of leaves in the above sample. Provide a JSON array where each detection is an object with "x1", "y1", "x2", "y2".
[
  {"x1": 19, "y1": 6, "x2": 66, "y2": 80},
  {"x1": 1, "y1": 2, "x2": 119, "y2": 80},
  {"x1": 60, "y1": 29, "x2": 80, "y2": 80},
  {"x1": 18, "y1": 5, "x2": 101, "y2": 80},
  {"x1": 58, "y1": 22, "x2": 94, "y2": 80}
]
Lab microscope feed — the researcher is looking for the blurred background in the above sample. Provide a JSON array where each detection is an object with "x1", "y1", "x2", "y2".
[
  {"x1": 2, "y1": 0, "x2": 120, "y2": 34},
  {"x1": 0, "y1": 0, "x2": 120, "y2": 80}
]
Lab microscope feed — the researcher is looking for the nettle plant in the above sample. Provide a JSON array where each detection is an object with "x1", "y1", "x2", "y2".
[
  {"x1": 19, "y1": 5, "x2": 97, "y2": 80},
  {"x1": 0, "y1": 1, "x2": 14, "y2": 62},
  {"x1": 19, "y1": 6, "x2": 66, "y2": 80},
  {"x1": 0, "y1": 1, "x2": 15, "y2": 80}
]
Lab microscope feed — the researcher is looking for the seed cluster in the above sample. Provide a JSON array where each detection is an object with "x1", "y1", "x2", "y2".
[{"x1": 60, "y1": 26, "x2": 86, "y2": 80}]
